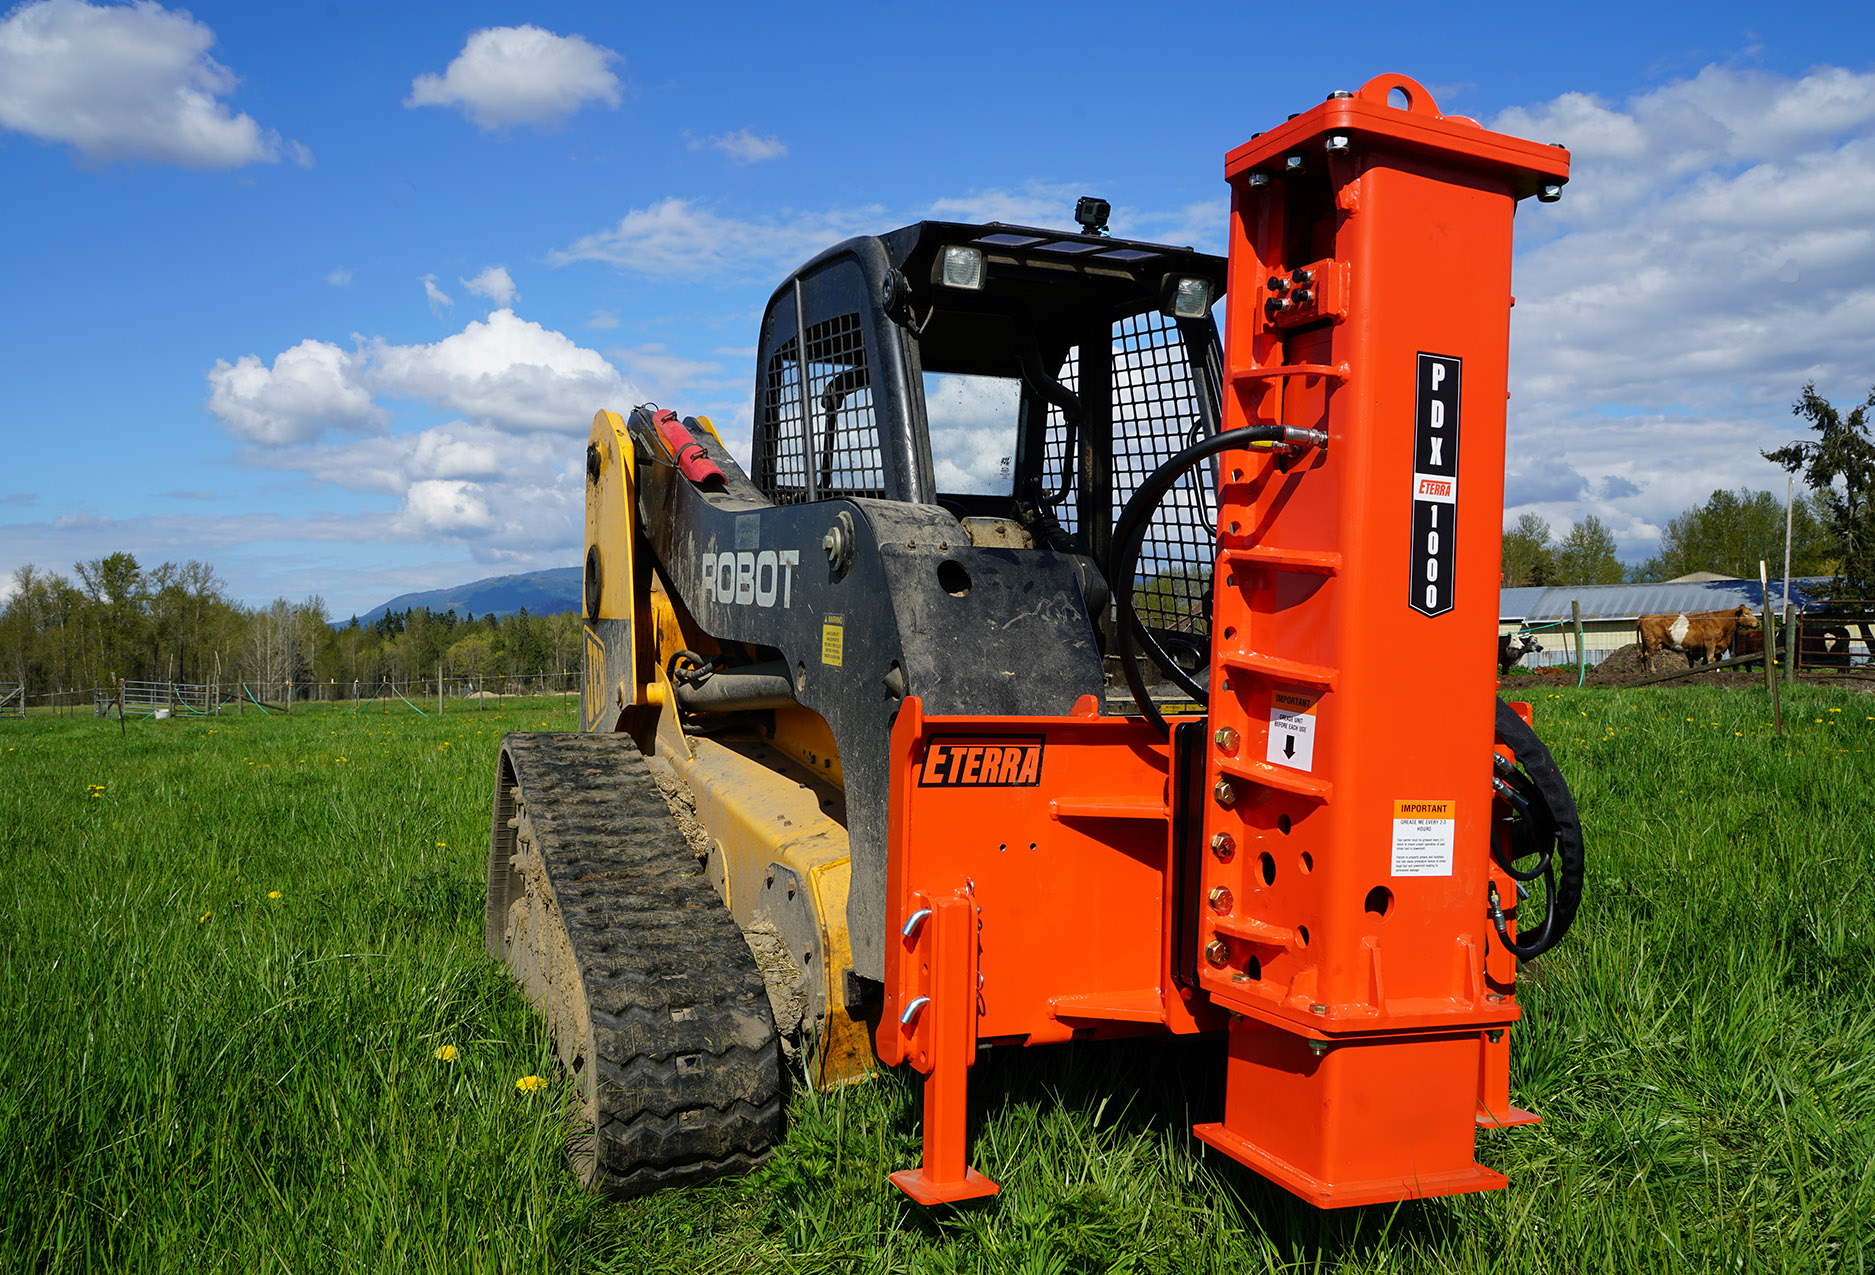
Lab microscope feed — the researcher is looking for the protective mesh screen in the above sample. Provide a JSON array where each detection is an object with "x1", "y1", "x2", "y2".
[
  {"x1": 804, "y1": 312, "x2": 885, "y2": 497},
  {"x1": 1113, "y1": 312, "x2": 1213, "y2": 647},
  {"x1": 1042, "y1": 314, "x2": 1214, "y2": 649},
  {"x1": 758, "y1": 336, "x2": 806, "y2": 504}
]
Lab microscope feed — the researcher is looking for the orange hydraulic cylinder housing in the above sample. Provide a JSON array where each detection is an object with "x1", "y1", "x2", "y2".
[{"x1": 1189, "y1": 74, "x2": 1569, "y2": 1206}]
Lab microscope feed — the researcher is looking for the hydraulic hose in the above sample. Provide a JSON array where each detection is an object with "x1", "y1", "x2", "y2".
[
  {"x1": 1109, "y1": 424, "x2": 1325, "y2": 733},
  {"x1": 1488, "y1": 698, "x2": 1585, "y2": 960}
]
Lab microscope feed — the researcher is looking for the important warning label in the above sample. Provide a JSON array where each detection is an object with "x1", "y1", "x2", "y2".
[
  {"x1": 1266, "y1": 688, "x2": 1319, "y2": 771},
  {"x1": 1391, "y1": 800, "x2": 1456, "y2": 877},
  {"x1": 821, "y1": 615, "x2": 844, "y2": 666}
]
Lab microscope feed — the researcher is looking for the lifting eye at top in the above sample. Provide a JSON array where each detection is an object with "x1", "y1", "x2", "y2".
[{"x1": 940, "y1": 245, "x2": 985, "y2": 290}]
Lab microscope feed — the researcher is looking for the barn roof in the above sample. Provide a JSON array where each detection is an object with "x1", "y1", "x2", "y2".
[{"x1": 1500, "y1": 577, "x2": 1833, "y2": 623}]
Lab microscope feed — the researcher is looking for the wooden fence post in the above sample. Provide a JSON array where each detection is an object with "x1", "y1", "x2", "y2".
[
  {"x1": 1784, "y1": 606, "x2": 1797, "y2": 685},
  {"x1": 1571, "y1": 600, "x2": 1585, "y2": 686}
]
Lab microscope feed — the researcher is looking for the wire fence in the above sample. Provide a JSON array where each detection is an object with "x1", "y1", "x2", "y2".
[{"x1": 3, "y1": 671, "x2": 581, "y2": 720}]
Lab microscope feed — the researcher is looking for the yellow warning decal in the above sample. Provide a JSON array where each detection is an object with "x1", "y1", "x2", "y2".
[{"x1": 821, "y1": 615, "x2": 845, "y2": 666}]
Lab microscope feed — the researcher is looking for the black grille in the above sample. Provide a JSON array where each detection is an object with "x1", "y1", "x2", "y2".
[
  {"x1": 758, "y1": 336, "x2": 806, "y2": 504},
  {"x1": 1043, "y1": 314, "x2": 1214, "y2": 644},
  {"x1": 805, "y1": 313, "x2": 884, "y2": 498},
  {"x1": 1112, "y1": 313, "x2": 1212, "y2": 644}
]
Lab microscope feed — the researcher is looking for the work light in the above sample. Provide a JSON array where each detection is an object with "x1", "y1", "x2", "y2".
[
  {"x1": 940, "y1": 246, "x2": 985, "y2": 290},
  {"x1": 1171, "y1": 276, "x2": 1213, "y2": 318}
]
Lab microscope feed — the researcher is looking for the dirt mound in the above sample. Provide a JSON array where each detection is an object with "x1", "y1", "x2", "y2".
[{"x1": 1587, "y1": 643, "x2": 1685, "y2": 684}]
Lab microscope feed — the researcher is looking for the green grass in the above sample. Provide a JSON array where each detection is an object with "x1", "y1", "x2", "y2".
[{"x1": 3, "y1": 686, "x2": 1874, "y2": 1272}]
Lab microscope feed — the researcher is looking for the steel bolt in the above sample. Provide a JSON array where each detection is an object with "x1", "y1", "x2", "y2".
[
  {"x1": 1204, "y1": 939, "x2": 1231, "y2": 968},
  {"x1": 1487, "y1": 1029, "x2": 1505, "y2": 1043},
  {"x1": 1292, "y1": 289, "x2": 1314, "y2": 307},
  {"x1": 1292, "y1": 269, "x2": 1314, "y2": 285},
  {"x1": 1310, "y1": 1003, "x2": 1328, "y2": 1015},
  {"x1": 1213, "y1": 778, "x2": 1238, "y2": 809},
  {"x1": 1325, "y1": 134, "x2": 1350, "y2": 154},
  {"x1": 1327, "y1": 90, "x2": 1353, "y2": 100},
  {"x1": 1284, "y1": 155, "x2": 1304, "y2": 171},
  {"x1": 1267, "y1": 275, "x2": 1290, "y2": 293},
  {"x1": 1307, "y1": 1039, "x2": 1330, "y2": 1057},
  {"x1": 1208, "y1": 885, "x2": 1234, "y2": 914},
  {"x1": 1210, "y1": 831, "x2": 1235, "y2": 860},
  {"x1": 822, "y1": 526, "x2": 845, "y2": 564},
  {"x1": 1245, "y1": 172, "x2": 1270, "y2": 188},
  {"x1": 1214, "y1": 726, "x2": 1240, "y2": 752},
  {"x1": 1538, "y1": 184, "x2": 1563, "y2": 203}
]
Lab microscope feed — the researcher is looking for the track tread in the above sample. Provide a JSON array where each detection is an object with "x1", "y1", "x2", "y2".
[{"x1": 489, "y1": 731, "x2": 782, "y2": 1198}]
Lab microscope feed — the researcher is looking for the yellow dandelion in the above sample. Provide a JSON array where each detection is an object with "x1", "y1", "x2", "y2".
[
  {"x1": 434, "y1": 1044, "x2": 458, "y2": 1062},
  {"x1": 268, "y1": 890, "x2": 282, "y2": 899},
  {"x1": 337, "y1": 756, "x2": 346, "y2": 762},
  {"x1": 198, "y1": 910, "x2": 212, "y2": 923},
  {"x1": 516, "y1": 1074, "x2": 548, "y2": 1093},
  {"x1": 1829, "y1": 707, "x2": 1842, "y2": 712},
  {"x1": 436, "y1": 842, "x2": 447, "y2": 848}
]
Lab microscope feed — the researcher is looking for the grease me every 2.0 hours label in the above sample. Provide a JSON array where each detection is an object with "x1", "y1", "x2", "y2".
[{"x1": 1391, "y1": 800, "x2": 1456, "y2": 877}]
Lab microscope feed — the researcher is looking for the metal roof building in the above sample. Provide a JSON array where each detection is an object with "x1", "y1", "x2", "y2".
[{"x1": 1498, "y1": 578, "x2": 1832, "y2": 668}]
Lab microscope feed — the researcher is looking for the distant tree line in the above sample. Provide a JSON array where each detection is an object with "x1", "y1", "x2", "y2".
[{"x1": 0, "y1": 552, "x2": 581, "y2": 697}]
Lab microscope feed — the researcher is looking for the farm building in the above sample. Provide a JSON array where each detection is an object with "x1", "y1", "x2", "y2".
[{"x1": 1499, "y1": 576, "x2": 1832, "y2": 669}]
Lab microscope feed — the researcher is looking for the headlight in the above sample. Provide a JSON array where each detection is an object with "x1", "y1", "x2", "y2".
[
  {"x1": 940, "y1": 245, "x2": 985, "y2": 290},
  {"x1": 1171, "y1": 276, "x2": 1213, "y2": 318}
]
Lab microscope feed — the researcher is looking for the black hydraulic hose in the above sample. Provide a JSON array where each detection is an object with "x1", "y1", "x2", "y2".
[
  {"x1": 1110, "y1": 425, "x2": 1321, "y2": 733},
  {"x1": 1488, "y1": 698, "x2": 1585, "y2": 960}
]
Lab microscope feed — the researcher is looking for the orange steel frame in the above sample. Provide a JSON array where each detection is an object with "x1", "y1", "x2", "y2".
[{"x1": 878, "y1": 74, "x2": 1569, "y2": 1208}]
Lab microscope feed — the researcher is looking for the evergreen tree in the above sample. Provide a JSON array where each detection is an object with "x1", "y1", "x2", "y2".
[
  {"x1": 1763, "y1": 382, "x2": 1875, "y2": 597},
  {"x1": 1552, "y1": 515, "x2": 1625, "y2": 585}
]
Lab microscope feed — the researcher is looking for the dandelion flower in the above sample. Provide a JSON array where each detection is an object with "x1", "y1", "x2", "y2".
[
  {"x1": 268, "y1": 890, "x2": 282, "y2": 899},
  {"x1": 436, "y1": 842, "x2": 447, "y2": 848},
  {"x1": 516, "y1": 1074, "x2": 548, "y2": 1093},
  {"x1": 434, "y1": 1045, "x2": 458, "y2": 1062},
  {"x1": 199, "y1": 910, "x2": 212, "y2": 923}
]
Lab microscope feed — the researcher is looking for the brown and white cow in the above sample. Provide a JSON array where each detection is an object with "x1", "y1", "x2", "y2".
[{"x1": 1636, "y1": 605, "x2": 1760, "y2": 671}]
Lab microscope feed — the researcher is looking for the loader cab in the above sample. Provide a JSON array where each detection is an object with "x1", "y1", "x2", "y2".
[{"x1": 750, "y1": 219, "x2": 1228, "y2": 663}]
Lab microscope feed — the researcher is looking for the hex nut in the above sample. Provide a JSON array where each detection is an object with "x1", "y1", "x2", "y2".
[
  {"x1": 1208, "y1": 886, "x2": 1234, "y2": 914},
  {"x1": 1210, "y1": 831, "x2": 1236, "y2": 860},
  {"x1": 1204, "y1": 939, "x2": 1231, "y2": 968}
]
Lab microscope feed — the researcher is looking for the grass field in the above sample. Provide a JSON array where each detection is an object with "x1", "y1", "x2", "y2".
[{"x1": 3, "y1": 685, "x2": 1874, "y2": 1272}]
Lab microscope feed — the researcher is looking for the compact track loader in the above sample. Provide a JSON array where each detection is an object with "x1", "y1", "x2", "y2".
[{"x1": 486, "y1": 74, "x2": 1585, "y2": 1206}]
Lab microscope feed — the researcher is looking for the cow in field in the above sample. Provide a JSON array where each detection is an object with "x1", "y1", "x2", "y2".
[
  {"x1": 1636, "y1": 605, "x2": 1760, "y2": 671},
  {"x1": 1498, "y1": 632, "x2": 1543, "y2": 673}
]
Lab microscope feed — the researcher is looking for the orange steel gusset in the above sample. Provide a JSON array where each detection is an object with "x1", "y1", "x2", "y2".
[
  {"x1": 877, "y1": 73, "x2": 1567, "y2": 1208},
  {"x1": 1190, "y1": 74, "x2": 1568, "y2": 1205}
]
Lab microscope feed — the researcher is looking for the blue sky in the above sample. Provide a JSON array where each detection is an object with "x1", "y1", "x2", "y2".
[{"x1": 5, "y1": 1, "x2": 1875, "y2": 615}]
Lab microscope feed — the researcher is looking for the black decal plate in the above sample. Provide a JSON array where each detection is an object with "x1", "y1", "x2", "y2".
[{"x1": 1409, "y1": 353, "x2": 1461, "y2": 617}]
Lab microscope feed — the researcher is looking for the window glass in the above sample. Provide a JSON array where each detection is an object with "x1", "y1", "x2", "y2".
[{"x1": 924, "y1": 373, "x2": 1022, "y2": 495}]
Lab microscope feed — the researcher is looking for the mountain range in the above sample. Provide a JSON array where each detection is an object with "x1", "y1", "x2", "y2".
[{"x1": 351, "y1": 567, "x2": 580, "y2": 626}]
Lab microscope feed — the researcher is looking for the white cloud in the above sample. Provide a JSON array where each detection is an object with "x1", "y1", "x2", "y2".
[
  {"x1": 399, "y1": 479, "x2": 495, "y2": 535},
  {"x1": 461, "y1": 265, "x2": 517, "y2": 308},
  {"x1": 0, "y1": 0, "x2": 298, "y2": 168},
  {"x1": 326, "y1": 267, "x2": 353, "y2": 287},
  {"x1": 421, "y1": 274, "x2": 454, "y2": 317},
  {"x1": 206, "y1": 339, "x2": 383, "y2": 446},
  {"x1": 586, "y1": 309, "x2": 619, "y2": 329},
  {"x1": 551, "y1": 197, "x2": 884, "y2": 279},
  {"x1": 1493, "y1": 64, "x2": 1875, "y2": 557},
  {"x1": 370, "y1": 309, "x2": 634, "y2": 434},
  {"x1": 689, "y1": 128, "x2": 787, "y2": 165},
  {"x1": 406, "y1": 25, "x2": 620, "y2": 131}
]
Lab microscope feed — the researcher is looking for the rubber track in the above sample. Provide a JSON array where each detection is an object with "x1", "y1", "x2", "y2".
[{"x1": 490, "y1": 732, "x2": 782, "y2": 1197}]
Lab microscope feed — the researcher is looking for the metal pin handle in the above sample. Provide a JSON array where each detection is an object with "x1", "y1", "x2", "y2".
[
  {"x1": 901, "y1": 908, "x2": 932, "y2": 938},
  {"x1": 899, "y1": 995, "x2": 930, "y2": 1026}
]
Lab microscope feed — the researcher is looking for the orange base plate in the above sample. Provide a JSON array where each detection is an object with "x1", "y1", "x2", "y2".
[
  {"x1": 1192, "y1": 1122, "x2": 1507, "y2": 1209},
  {"x1": 1476, "y1": 1104, "x2": 1541, "y2": 1129},
  {"x1": 889, "y1": 1166, "x2": 1000, "y2": 1205}
]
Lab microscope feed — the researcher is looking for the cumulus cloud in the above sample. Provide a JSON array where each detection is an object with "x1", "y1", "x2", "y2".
[
  {"x1": 206, "y1": 339, "x2": 383, "y2": 446},
  {"x1": 689, "y1": 128, "x2": 787, "y2": 165},
  {"x1": 421, "y1": 274, "x2": 453, "y2": 317},
  {"x1": 406, "y1": 25, "x2": 620, "y2": 131},
  {"x1": 1494, "y1": 64, "x2": 1875, "y2": 557},
  {"x1": 461, "y1": 265, "x2": 517, "y2": 308},
  {"x1": 370, "y1": 309, "x2": 634, "y2": 434},
  {"x1": 551, "y1": 197, "x2": 885, "y2": 279},
  {"x1": 0, "y1": 0, "x2": 299, "y2": 168}
]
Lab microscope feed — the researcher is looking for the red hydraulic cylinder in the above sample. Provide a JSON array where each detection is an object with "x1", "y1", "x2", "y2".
[{"x1": 1190, "y1": 74, "x2": 1569, "y2": 1207}]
